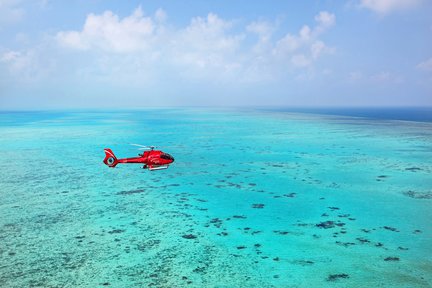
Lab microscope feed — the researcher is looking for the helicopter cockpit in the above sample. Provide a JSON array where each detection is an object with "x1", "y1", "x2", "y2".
[{"x1": 160, "y1": 153, "x2": 174, "y2": 161}]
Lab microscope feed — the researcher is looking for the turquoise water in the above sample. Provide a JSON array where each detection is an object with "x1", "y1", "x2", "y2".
[{"x1": 0, "y1": 109, "x2": 431, "y2": 287}]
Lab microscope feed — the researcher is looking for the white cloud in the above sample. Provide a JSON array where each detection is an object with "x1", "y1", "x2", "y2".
[
  {"x1": 0, "y1": 50, "x2": 35, "y2": 74},
  {"x1": 0, "y1": 0, "x2": 24, "y2": 27},
  {"x1": 311, "y1": 41, "x2": 326, "y2": 59},
  {"x1": 246, "y1": 20, "x2": 275, "y2": 57},
  {"x1": 359, "y1": 0, "x2": 422, "y2": 14},
  {"x1": 0, "y1": 50, "x2": 21, "y2": 62},
  {"x1": 291, "y1": 54, "x2": 311, "y2": 67},
  {"x1": 154, "y1": 8, "x2": 167, "y2": 23},
  {"x1": 417, "y1": 57, "x2": 432, "y2": 71},
  {"x1": 273, "y1": 11, "x2": 335, "y2": 67},
  {"x1": 315, "y1": 11, "x2": 335, "y2": 32},
  {"x1": 299, "y1": 25, "x2": 312, "y2": 40},
  {"x1": 246, "y1": 21, "x2": 273, "y2": 41},
  {"x1": 178, "y1": 13, "x2": 241, "y2": 55},
  {"x1": 57, "y1": 7, "x2": 156, "y2": 53},
  {"x1": 0, "y1": 49, "x2": 49, "y2": 80},
  {"x1": 153, "y1": 13, "x2": 243, "y2": 83}
]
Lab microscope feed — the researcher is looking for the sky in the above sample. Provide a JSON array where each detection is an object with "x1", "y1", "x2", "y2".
[{"x1": 0, "y1": 0, "x2": 431, "y2": 109}]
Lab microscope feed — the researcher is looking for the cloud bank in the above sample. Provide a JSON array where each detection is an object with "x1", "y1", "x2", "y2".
[{"x1": 50, "y1": 7, "x2": 336, "y2": 84}]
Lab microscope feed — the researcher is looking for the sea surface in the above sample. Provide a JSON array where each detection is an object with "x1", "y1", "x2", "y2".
[{"x1": 0, "y1": 108, "x2": 431, "y2": 287}]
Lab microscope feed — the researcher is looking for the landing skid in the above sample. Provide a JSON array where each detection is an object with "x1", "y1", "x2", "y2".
[{"x1": 148, "y1": 165, "x2": 169, "y2": 171}]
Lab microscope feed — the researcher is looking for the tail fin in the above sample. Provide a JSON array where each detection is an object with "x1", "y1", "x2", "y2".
[{"x1": 103, "y1": 148, "x2": 118, "y2": 168}]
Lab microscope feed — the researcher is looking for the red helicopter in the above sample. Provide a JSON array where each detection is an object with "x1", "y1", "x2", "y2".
[{"x1": 103, "y1": 144, "x2": 174, "y2": 171}]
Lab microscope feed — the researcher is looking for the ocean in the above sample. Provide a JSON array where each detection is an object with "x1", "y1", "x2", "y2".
[{"x1": 0, "y1": 108, "x2": 431, "y2": 287}]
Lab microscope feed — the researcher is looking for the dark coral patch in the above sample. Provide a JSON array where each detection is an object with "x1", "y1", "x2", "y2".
[
  {"x1": 384, "y1": 257, "x2": 400, "y2": 261},
  {"x1": 117, "y1": 189, "x2": 145, "y2": 195},
  {"x1": 405, "y1": 167, "x2": 422, "y2": 172},
  {"x1": 335, "y1": 241, "x2": 355, "y2": 247},
  {"x1": 383, "y1": 226, "x2": 399, "y2": 232},
  {"x1": 292, "y1": 260, "x2": 314, "y2": 266},
  {"x1": 316, "y1": 221, "x2": 335, "y2": 229},
  {"x1": 182, "y1": 234, "x2": 197, "y2": 239},
  {"x1": 356, "y1": 237, "x2": 371, "y2": 244},
  {"x1": 273, "y1": 230, "x2": 290, "y2": 235},
  {"x1": 327, "y1": 274, "x2": 349, "y2": 281},
  {"x1": 108, "y1": 229, "x2": 125, "y2": 234},
  {"x1": 209, "y1": 218, "x2": 223, "y2": 228},
  {"x1": 193, "y1": 266, "x2": 206, "y2": 273},
  {"x1": 403, "y1": 190, "x2": 432, "y2": 199},
  {"x1": 252, "y1": 204, "x2": 265, "y2": 209}
]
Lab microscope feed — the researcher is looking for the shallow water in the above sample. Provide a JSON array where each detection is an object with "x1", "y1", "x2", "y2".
[{"x1": 0, "y1": 109, "x2": 431, "y2": 287}]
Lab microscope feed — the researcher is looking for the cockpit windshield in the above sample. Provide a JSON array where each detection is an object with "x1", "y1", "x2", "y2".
[{"x1": 160, "y1": 153, "x2": 174, "y2": 161}]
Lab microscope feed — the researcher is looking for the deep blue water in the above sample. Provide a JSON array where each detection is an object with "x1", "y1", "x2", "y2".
[
  {"x1": 1, "y1": 107, "x2": 432, "y2": 126},
  {"x1": 259, "y1": 107, "x2": 432, "y2": 122}
]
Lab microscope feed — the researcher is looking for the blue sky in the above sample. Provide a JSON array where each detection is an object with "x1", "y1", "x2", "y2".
[{"x1": 0, "y1": 0, "x2": 431, "y2": 109}]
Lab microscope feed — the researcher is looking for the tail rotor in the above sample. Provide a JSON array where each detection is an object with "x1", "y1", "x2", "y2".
[{"x1": 103, "y1": 148, "x2": 119, "y2": 168}]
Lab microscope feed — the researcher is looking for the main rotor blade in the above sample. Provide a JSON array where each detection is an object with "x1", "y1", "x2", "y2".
[{"x1": 130, "y1": 143, "x2": 148, "y2": 148}]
